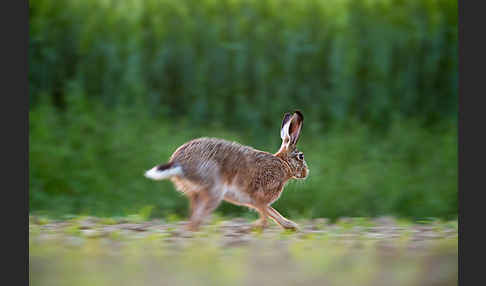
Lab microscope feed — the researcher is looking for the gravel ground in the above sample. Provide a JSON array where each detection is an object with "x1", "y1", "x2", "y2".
[{"x1": 29, "y1": 216, "x2": 458, "y2": 286}]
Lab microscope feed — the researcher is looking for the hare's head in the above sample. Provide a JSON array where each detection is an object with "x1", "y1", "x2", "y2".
[{"x1": 277, "y1": 111, "x2": 308, "y2": 179}]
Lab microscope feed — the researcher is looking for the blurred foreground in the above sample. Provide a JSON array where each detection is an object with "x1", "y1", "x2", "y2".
[{"x1": 30, "y1": 216, "x2": 457, "y2": 286}]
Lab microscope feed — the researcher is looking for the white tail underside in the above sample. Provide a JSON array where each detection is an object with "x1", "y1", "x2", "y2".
[{"x1": 144, "y1": 166, "x2": 183, "y2": 180}]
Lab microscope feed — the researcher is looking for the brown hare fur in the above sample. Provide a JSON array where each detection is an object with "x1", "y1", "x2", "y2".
[{"x1": 144, "y1": 111, "x2": 308, "y2": 231}]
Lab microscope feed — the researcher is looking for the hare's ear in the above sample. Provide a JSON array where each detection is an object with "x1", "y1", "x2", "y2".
[
  {"x1": 280, "y1": 112, "x2": 292, "y2": 141},
  {"x1": 288, "y1": 110, "x2": 303, "y2": 145}
]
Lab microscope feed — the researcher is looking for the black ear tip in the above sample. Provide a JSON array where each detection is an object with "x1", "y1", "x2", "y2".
[
  {"x1": 281, "y1": 112, "x2": 293, "y2": 129},
  {"x1": 294, "y1": 110, "x2": 304, "y2": 121}
]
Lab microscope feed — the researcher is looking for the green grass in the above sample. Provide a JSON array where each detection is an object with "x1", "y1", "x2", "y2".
[{"x1": 29, "y1": 98, "x2": 457, "y2": 220}]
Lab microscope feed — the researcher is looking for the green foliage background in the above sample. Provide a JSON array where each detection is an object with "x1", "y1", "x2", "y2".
[{"x1": 29, "y1": 0, "x2": 457, "y2": 220}]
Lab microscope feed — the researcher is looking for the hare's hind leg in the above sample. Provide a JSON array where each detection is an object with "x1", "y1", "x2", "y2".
[
  {"x1": 187, "y1": 186, "x2": 224, "y2": 231},
  {"x1": 267, "y1": 206, "x2": 299, "y2": 231},
  {"x1": 188, "y1": 192, "x2": 201, "y2": 220},
  {"x1": 187, "y1": 192, "x2": 206, "y2": 231}
]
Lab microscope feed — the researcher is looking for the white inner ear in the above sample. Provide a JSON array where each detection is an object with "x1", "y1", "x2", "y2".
[{"x1": 280, "y1": 120, "x2": 292, "y2": 141}]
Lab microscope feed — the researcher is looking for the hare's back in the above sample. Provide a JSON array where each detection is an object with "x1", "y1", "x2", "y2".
[
  {"x1": 170, "y1": 138, "x2": 258, "y2": 164},
  {"x1": 169, "y1": 138, "x2": 258, "y2": 181}
]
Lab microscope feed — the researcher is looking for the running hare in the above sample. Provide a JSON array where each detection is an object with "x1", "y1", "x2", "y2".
[{"x1": 145, "y1": 111, "x2": 308, "y2": 231}]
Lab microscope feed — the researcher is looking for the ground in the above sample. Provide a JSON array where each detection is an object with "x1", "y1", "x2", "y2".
[{"x1": 29, "y1": 215, "x2": 458, "y2": 286}]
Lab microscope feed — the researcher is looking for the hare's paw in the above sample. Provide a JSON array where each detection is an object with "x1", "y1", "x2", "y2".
[
  {"x1": 281, "y1": 220, "x2": 300, "y2": 232},
  {"x1": 251, "y1": 218, "x2": 268, "y2": 230},
  {"x1": 186, "y1": 220, "x2": 202, "y2": 232}
]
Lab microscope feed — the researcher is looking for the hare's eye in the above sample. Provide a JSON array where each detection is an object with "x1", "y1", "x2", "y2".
[{"x1": 298, "y1": 153, "x2": 304, "y2": 160}]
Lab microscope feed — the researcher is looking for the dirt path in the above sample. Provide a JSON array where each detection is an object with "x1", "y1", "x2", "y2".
[{"x1": 29, "y1": 216, "x2": 458, "y2": 286}]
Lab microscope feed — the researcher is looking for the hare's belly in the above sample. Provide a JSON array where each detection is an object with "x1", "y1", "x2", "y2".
[
  {"x1": 223, "y1": 183, "x2": 254, "y2": 206},
  {"x1": 170, "y1": 177, "x2": 203, "y2": 195}
]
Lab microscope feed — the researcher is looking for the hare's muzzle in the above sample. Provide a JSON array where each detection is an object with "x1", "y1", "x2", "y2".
[{"x1": 299, "y1": 168, "x2": 309, "y2": 179}]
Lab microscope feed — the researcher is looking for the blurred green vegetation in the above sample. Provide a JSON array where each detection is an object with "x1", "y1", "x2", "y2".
[
  {"x1": 29, "y1": 97, "x2": 457, "y2": 219},
  {"x1": 29, "y1": 0, "x2": 457, "y2": 220}
]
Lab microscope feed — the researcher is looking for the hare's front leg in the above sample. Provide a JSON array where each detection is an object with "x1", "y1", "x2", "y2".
[
  {"x1": 267, "y1": 206, "x2": 299, "y2": 231},
  {"x1": 251, "y1": 206, "x2": 270, "y2": 230}
]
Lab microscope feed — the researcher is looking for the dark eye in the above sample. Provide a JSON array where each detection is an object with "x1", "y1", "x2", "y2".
[{"x1": 297, "y1": 153, "x2": 304, "y2": 160}]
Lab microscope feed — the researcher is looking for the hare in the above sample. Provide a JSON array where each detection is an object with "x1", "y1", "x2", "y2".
[{"x1": 144, "y1": 111, "x2": 308, "y2": 231}]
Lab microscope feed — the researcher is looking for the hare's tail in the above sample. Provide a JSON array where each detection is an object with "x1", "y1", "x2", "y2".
[{"x1": 144, "y1": 162, "x2": 183, "y2": 180}]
